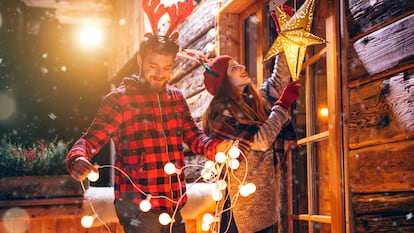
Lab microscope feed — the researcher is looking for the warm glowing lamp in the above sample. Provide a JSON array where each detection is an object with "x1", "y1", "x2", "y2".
[
  {"x1": 319, "y1": 107, "x2": 328, "y2": 117},
  {"x1": 159, "y1": 213, "x2": 172, "y2": 225}
]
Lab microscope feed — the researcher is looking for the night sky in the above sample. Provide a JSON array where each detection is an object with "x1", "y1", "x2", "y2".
[{"x1": 0, "y1": 1, "x2": 110, "y2": 145}]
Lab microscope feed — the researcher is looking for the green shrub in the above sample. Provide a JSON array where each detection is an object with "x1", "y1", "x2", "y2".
[{"x1": 0, "y1": 138, "x2": 70, "y2": 177}]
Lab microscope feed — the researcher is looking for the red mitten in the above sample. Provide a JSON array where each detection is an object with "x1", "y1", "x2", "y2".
[{"x1": 275, "y1": 80, "x2": 301, "y2": 109}]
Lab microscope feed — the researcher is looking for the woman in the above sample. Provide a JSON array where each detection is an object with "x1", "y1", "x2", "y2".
[{"x1": 202, "y1": 55, "x2": 300, "y2": 233}]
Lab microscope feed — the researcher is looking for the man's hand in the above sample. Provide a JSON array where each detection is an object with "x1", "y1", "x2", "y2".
[{"x1": 68, "y1": 157, "x2": 98, "y2": 181}]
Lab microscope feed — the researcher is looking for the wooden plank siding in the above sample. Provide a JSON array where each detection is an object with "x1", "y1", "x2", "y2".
[
  {"x1": 345, "y1": 0, "x2": 414, "y2": 232},
  {"x1": 0, "y1": 205, "x2": 123, "y2": 233}
]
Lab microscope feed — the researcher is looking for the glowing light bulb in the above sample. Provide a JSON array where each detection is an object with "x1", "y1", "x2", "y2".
[
  {"x1": 239, "y1": 185, "x2": 250, "y2": 197},
  {"x1": 159, "y1": 213, "x2": 172, "y2": 225},
  {"x1": 216, "y1": 180, "x2": 227, "y2": 190},
  {"x1": 212, "y1": 189, "x2": 223, "y2": 201},
  {"x1": 164, "y1": 162, "x2": 176, "y2": 175},
  {"x1": 319, "y1": 107, "x2": 328, "y2": 117},
  {"x1": 87, "y1": 170, "x2": 99, "y2": 182},
  {"x1": 208, "y1": 28, "x2": 216, "y2": 37},
  {"x1": 215, "y1": 152, "x2": 227, "y2": 163},
  {"x1": 139, "y1": 197, "x2": 152, "y2": 212},
  {"x1": 228, "y1": 159, "x2": 240, "y2": 170},
  {"x1": 206, "y1": 43, "x2": 215, "y2": 52},
  {"x1": 211, "y1": 8, "x2": 219, "y2": 16},
  {"x1": 228, "y1": 146, "x2": 240, "y2": 159},
  {"x1": 246, "y1": 183, "x2": 256, "y2": 194},
  {"x1": 202, "y1": 213, "x2": 214, "y2": 224},
  {"x1": 201, "y1": 168, "x2": 212, "y2": 180},
  {"x1": 202, "y1": 222, "x2": 210, "y2": 231},
  {"x1": 204, "y1": 160, "x2": 215, "y2": 170},
  {"x1": 81, "y1": 215, "x2": 95, "y2": 228}
]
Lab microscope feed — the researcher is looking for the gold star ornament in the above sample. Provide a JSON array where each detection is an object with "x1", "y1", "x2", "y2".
[{"x1": 264, "y1": 0, "x2": 325, "y2": 80}]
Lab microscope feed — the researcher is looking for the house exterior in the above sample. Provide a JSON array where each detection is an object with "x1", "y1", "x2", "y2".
[
  {"x1": 0, "y1": 0, "x2": 412, "y2": 232},
  {"x1": 112, "y1": 0, "x2": 414, "y2": 232}
]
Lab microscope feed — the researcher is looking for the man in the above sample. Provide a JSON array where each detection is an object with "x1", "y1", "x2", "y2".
[{"x1": 66, "y1": 34, "x2": 229, "y2": 233}]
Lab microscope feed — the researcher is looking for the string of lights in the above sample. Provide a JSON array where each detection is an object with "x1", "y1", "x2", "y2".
[{"x1": 78, "y1": 140, "x2": 256, "y2": 233}]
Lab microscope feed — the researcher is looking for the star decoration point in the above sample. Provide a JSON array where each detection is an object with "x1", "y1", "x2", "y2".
[{"x1": 264, "y1": 0, "x2": 325, "y2": 80}]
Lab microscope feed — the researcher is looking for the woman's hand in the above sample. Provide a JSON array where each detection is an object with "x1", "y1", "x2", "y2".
[{"x1": 274, "y1": 80, "x2": 301, "y2": 109}]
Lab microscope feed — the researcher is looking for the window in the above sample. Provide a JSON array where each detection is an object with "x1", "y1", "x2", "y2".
[{"x1": 218, "y1": 0, "x2": 344, "y2": 232}]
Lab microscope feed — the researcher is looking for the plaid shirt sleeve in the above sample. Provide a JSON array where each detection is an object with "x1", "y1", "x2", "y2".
[
  {"x1": 179, "y1": 95, "x2": 220, "y2": 161},
  {"x1": 66, "y1": 93, "x2": 122, "y2": 169}
]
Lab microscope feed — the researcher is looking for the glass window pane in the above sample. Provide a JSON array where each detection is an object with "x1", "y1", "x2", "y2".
[
  {"x1": 295, "y1": 74, "x2": 307, "y2": 139},
  {"x1": 312, "y1": 222, "x2": 331, "y2": 233},
  {"x1": 309, "y1": 55, "x2": 328, "y2": 134},
  {"x1": 308, "y1": 15, "x2": 326, "y2": 56},
  {"x1": 311, "y1": 140, "x2": 331, "y2": 216},
  {"x1": 294, "y1": 220, "x2": 309, "y2": 233},
  {"x1": 243, "y1": 13, "x2": 257, "y2": 85},
  {"x1": 292, "y1": 144, "x2": 308, "y2": 214}
]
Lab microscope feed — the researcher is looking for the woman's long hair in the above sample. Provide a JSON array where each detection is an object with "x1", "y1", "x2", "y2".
[{"x1": 203, "y1": 73, "x2": 269, "y2": 135}]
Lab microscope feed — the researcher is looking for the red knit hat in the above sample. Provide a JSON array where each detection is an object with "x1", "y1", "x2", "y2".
[{"x1": 203, "y1": 55, "x2": 232, "y2": 96}]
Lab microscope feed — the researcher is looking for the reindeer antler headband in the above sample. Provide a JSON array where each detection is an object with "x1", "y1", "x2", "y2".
[{"x1": 141, "y1": 0, "x2": 194, "y2": 39}]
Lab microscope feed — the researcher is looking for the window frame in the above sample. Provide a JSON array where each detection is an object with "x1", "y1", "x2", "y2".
[{"x1": 217, "y1": 0, "x2": 345, "y2": 232}]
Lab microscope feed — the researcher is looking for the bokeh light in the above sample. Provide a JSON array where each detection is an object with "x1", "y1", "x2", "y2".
[
  {"x1": 77, "y1": 25, "x2": 104, "y2": 49},
  {"x1": 0, "y1": 92, "x2": 17, "y2": 121}
]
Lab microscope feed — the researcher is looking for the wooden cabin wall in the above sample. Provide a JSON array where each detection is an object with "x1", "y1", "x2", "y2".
[
  {"x1": 107, "y1": 0, "x2": 144, "y2": 84},
  {"x1": 169, "y1": 0, "x2": 229, "y2": 180},
  {"x1": 345, "y1": 0, "x2": 414, "y2": 232}
]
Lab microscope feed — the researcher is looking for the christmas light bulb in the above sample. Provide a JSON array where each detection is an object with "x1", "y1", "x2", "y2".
[
  {"x1": 211, "y1": 8, "x2": 219, "y2": 16},
  {"x1": 216, "y1": 180, "x2": 227, "y2": 190},
  {"x1": 212, "y1": 189, "x2": 223, "y2": 201},
  {"x1": 215, "y1": 152, "x2": 227, "y2": 163},
  {"x1": 164, "y1": 162, "x2": 176, "y2": 175},
  {"x1": 81, "y1": 215, "x2": 95, "y2": 228},
  {"x1": 87, "y1": 170, "x2": 99, "y2": 182},
  {"x1": 139, "y1": 198, "x2": 152, "y2": 212},
  {"x1": 239, "y1": 185, "x2": 250, "y2": 197},
  {"x1": 228, "y1": 146, "x2": 240, "y2": 159},
  {"x1": 228, "y1": 159, "x2": 240, "y2": 170},
  {"x1": 204, "y1": 160, "x2": 215, "y2": 170},
  {"x1": 208, "y1": 28, "x2": 216, "y2": 37},
  {"x1": 159, "y1": 213, "x2": 172, "y2": 225},
  {"x1": 202, "y1": 222, "x2": 211, "y2": 231},
  {"x1": 246, "y1": 183, "x2": 256, "y2": 194},
  {"x1": 201, "y1": 168, "x2": 212, "y2": 180},
  {"x1": 202, "y1": 213, "x2": 214, "y2": 224},
  {"x1": 206, "y1": 43, "x2": 215, "y2": 52}
]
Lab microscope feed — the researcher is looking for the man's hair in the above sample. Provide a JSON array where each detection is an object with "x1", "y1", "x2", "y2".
[{"x1": 138, "y1": 35, "x2": 180, "y2": 59}]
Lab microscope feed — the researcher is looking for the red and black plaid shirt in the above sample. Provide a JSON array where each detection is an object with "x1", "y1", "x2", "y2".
[{"x1": 66, "y1": 76, "x2": 219, "y2": 212}]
